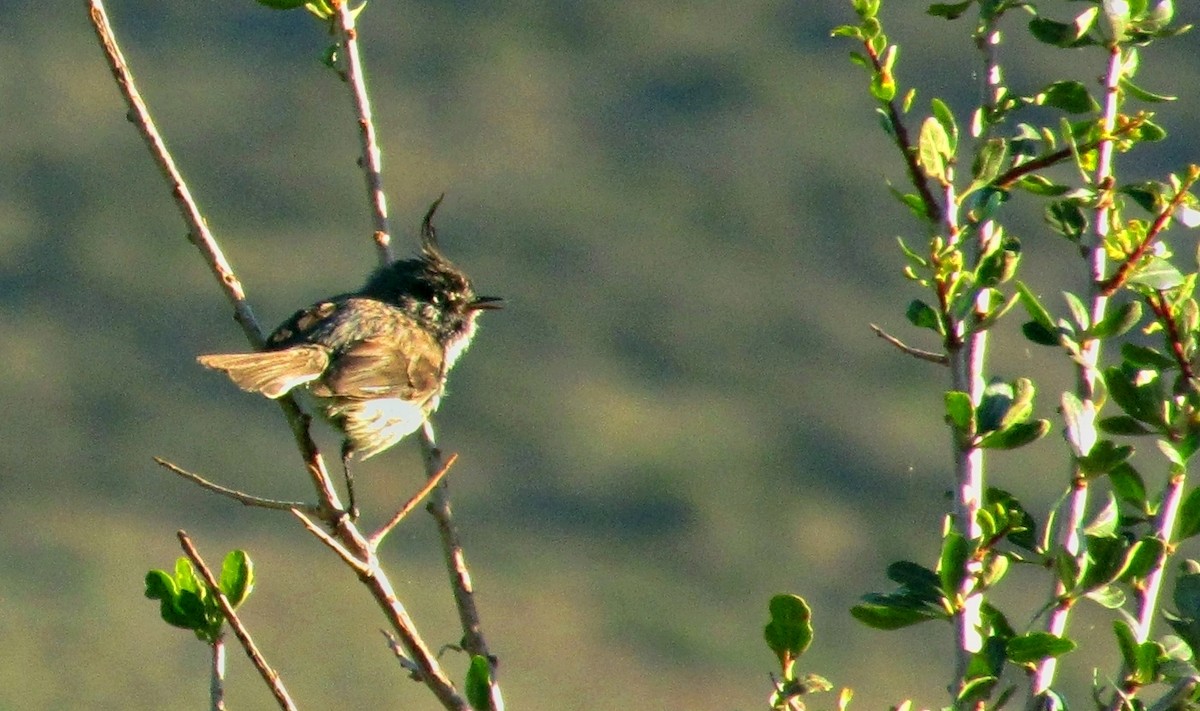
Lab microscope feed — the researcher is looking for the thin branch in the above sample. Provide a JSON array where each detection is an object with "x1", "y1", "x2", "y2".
[
  {"x1": 1133, "y1": 472, "x2": 1185, "y2": 640},
  {"x1": 381, "y1": 630, "x2": 423, "y2": 677},
  {"x1": 1030, "y1": 43, "x2": 1125, "y2": 711},
  {"x1": 421, "y1": 422, "x2": 503, "y2": 709},
  {"x1": 1147, "y1": 291, "x2": 1199, "y2": 385},
  {"x1": 154, "y1": 457, "x2": 319, "y2": 513},
  {"x1": 91, "y1": 4, "x2": 476, "y2": 708},
  {"x1": 869, "y1": 323, "x2": 948, "y2": 365},
  {"x1": 86, "y1": 0, "x2": 346, "y2": 517},
  {"x1": 291, "y1": 508, "x2": 372, "y2": 575},
  {"x1": 860, "y1": 40, "x2": 942, "y2": 224},
  {"x1": 86, "y1": 0, "x2": 262, "y2": 344},
  {"x1": 177, "y1": 531, "x2": 298, "y2": 711},
  {"x1": 370, "y1": 453, "x2": 459, "y2": 547},
  {"x1": 992, "y1": 115, "x2": 1148, "y2": 192},
  {"x1": 211, "y1": 633, "x2": 227, "y2": 711},
  {"x1": 332, "y1": 0, "x2": 394, "y2": 265},
  {"x1": 1099, "y1": 165, "x2": 1200, "y2": 297},
  {"x1": 291, "y1": 505, "x2": 466, "y2": 709}
]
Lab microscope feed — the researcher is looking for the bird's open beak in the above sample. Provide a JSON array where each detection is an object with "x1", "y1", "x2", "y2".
[{"x1": 470, "y1": 296, "x2": 504, "y2": 311}]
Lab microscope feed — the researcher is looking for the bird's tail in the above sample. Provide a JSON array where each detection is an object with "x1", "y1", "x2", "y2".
[{"x1": 197, "y1": 346, "x2": 329, "y2": 399}]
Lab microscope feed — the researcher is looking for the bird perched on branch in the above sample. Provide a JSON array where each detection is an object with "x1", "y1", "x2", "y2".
[{"x1": 197, "y1": 197, "x2": 501, "y2": 516}]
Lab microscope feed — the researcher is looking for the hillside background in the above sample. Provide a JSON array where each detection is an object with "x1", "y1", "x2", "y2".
[{"x1": 3, "y1": 1, "x2": 1200, "y2": 708}]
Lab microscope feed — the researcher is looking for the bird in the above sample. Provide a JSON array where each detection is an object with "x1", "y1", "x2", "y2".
[{"x1": 197, "y1": 197, "x2": 500, "y2": 516}]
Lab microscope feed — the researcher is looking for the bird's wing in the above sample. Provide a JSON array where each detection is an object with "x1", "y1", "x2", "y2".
[
  {"x1": 312, "y1": 315, "x2": 445, "y2": 402},
  {"x1": 197, "y1": 346, "x2": 330, "y2": 399}
]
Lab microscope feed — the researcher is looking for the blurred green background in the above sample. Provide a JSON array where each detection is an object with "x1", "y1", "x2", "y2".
[{"x1": 4, "y1": 1, "x2": 1200, "y2": 708}]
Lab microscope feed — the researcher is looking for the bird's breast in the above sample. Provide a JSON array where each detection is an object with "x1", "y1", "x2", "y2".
[{"x1": 322, "y1": 395, "x2": 440, "y2": 459}]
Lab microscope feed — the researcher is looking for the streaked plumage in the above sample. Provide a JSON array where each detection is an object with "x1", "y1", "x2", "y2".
[{"x1": 197, "y1": 198, "x2": 499, "y2": 509}]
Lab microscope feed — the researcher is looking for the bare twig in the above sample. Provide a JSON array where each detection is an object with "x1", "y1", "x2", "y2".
[
  {"x1": 288, "y1": 508, "x2": 468, "y2": 707},
  {"x1": 290, "y1": 508, "x2": 371, "y2": 574},
  {"x1": 370, "y1": 453, "x2": 459, "y2": 546},
  {"x1": 1030, "y1": 43, "x2": 1124, "y2": 711},
  {"x1": 381, "y1": 630, "x2": 423, "y2": 677},
  {"x1": 86, "y1": 0, "x2": 262, "y2": 344},
  {"x1": 859, "y1": 40, "x2": 941, "y2": 224},
  {"x1": 868, "y1": 324, "x2": 948, "y2": 365},
  {"x1": 177, "y1": 531, "x2": 298, "y2": 711},
  {"x1": 1099, "y1": 165, "x2": 1200, "y2": 297},
  {"x1": 211, "y1": 633, "x2": 227, "y2": 711},
  {"x1": 91, "y1": 4, "x2": 478, "y2": 707},
  {"x1": 154, "y1": 457, "x2": 319, "y2": 513},
  {"x1": 421, "y1": 422, "x2": 502, "y2": 709},
  {"x1": 332, "y1": 0, "x2": 394, "y2": 265},
  {"x1": 86, "y1": 0, "x2": 346, "y2": 516}
]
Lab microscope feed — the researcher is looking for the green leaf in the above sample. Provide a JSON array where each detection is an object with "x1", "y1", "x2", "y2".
[
  {"x1": 1131, "y1": 640, "x2": 1165, "y2": 685},
  {"x1": 220, "y1": 550, "x2": 254, "y2": 609},
  {"x1": 145, "y1": 570, "x2": 194, "y2": 630},
  {"x1": 1083, "y1": 494, "x2": 1120, "y2": 538},
  {"x1": 964, "y1": 139, "x2": 1008, "y2": 197},
  {"x1": 945, "y1": 391, "x2": 974, "y2": 431},
  {"x1": 1086, "y1": 585, "x2": 1127, "y2": 609},
  {"x1": 1022, "y1": 321, "x2": 1060, "y2": 346},
  {"x1": 1090, "y1": 301, "x2": 1142, "y2": 339},
  {"x1": 1077, "y1": 534, "x2": 1132, "y2": 592},
  {"x1": 1062, "y1": 291, "x2": 1090, "y2": 331},
  {"x1": 1121, "y1": 343, "x2": 1176, "y2": 370},
  {"x1": 1176, "y1": 488, "x2": 1200, "y2": 541},
  {"x1": 176, "y1": 589, "x2": 208, "y2": 629},
  {"x1": 1078, "y1": 439, "x2": 1134, "y2": 476},
  {"x1": 1109, "y1": 462, "x2": 1148, "y2": 510},
  {"x1": 1114, "y1": 619, "x2": 1140, "y2": 670},
  {"x1": 1016, "y1": 281, "x2": 1055, "y2": 330},
  {"x1": 1135, "y1": 119, "x2": 1168, "y2": 142},
  {"x1": 1158, "y1": 440, "x2": 1186, "y2": 469},
  {"x1": 927, "y1": 1, "x2": 973, "y2": 19},
  {"x1": 870, "y1": 63, "x2": 896, "y2": 102},
  {"x1": 975, "y1": 241, "x2": 1021, "y2": 287},
  {"x1": 886, "y1": 561, "x2": 942, "y2": 600},
  {"x1": 831, "y1": 25, "x2": 865, "y2": 39},
  {"x1": 1013, "y1": 174, "x2": 1071, "y2": 197},
  {"x1": 978, "y1": 552, "x2": 1010, "y2": 590},
  {"x1": 1062, "y1": 392, "x2": 1096, "y2": 457},
  {"x1": 931, "y1": 98, "x2": 958, "y2": 154},
  {"x1": 1038, "y1": 81, "x2": 1099, "y2": 114},
  {"x1": 985, "y1": 488, "x2": 1038, "y2": 552},
  {"x1": 918, "y1": 116, "x2": 951, "y2": 181},
  {"x1": 175, "y1": 558, "x2": 202, "y2": 595},
  {"x1": 1120, "y1": 76, "x2": 1177, "y2": 103},
  {"x1": 977, "y1": 379, "x2": 1016, "y2": 432},
  {"x1": 906, "y1": 299, "x2": 943, "y2": 333},
  {"x1": 1045, "y1": 200, "x2": 1088, "y2": 241},
  {"x1": 256, "y1": 0, "x2": 309, "y2": 8},
  {"x1": 851, "y1": 598, "x2": 943, "y2": 630},
  {"x1": 1175, "y1": 573, "x2": 1200, "y2": 619},
  {"x1": 1128, "y1": 257, "x2": 1185, "y2": 290},
  {"x1": 852, "y1": 0, "x2": 880, "y2": 20},
  {"x1": 1104, "y1": 364, "x2": 1166, "y2": 428},
  {"x1": 1098, "y1": 415, "x2": 1153, "y2": 436},
  {"x1": 1028, "y1": 10, "x2": 1099, "y2": 48},
  {"x1": 939, "y1": 531, "x2": 970, "y2": 596},
  {"x1": 1122, "y1": 537, "x2": 1167, "y2": 582},
  {"x1": 144, "y1": 569, "x2": 177, "y2": 601},
  {"x1": 957, "y1": 676, "x2": 999, "y2": 706},
  {"x1": 764, "y1": 594, "x2": 814, "y2": 664},
  {"x1": 978, "y1": 419, "x2": 1051, "y2": 449},
  {"x1": 1006, "y1": 632, "x2": 1077, "y2": 664},
  {"x1": 465, "y1": 656, "x2": 493, "y2": 711}
]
